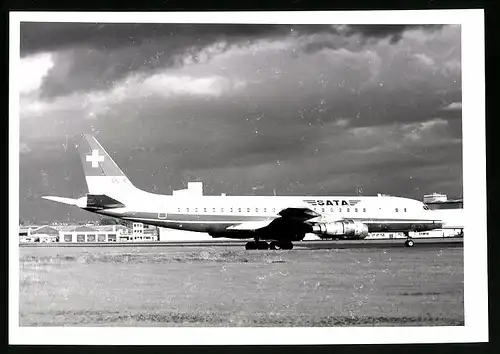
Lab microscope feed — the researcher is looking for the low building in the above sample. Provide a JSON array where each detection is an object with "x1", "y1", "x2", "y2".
[
  {"x1": 423, "y1": 193, "x2": 448, "y2": 203},
  {"x1": 119, "y1": 222, "x2": 158, "y2": 242},
  {"x1": 367, "y1": 229, "x2": 462, "y2": 239},
  {"x1": 31, "y1": 225, "x2": 60, "y2": 243},
  {"x1": 58, "y1": 225, "x2": 125, "y2": 243},
  {"x1": 423, "y1": 193, "x2": 463, "y2": 210},
  {"x1": 19, "y1": 226, "x2": 40, "y2": 242}
]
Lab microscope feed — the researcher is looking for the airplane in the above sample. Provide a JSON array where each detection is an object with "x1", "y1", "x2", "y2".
[{"x1": 42, "y1": 134, "x2": 444, "y2": 250}]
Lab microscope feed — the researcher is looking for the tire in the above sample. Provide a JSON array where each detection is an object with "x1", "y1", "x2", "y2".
[
  {"x1": 245, "y1": 242, "x2": 256, "y2": 250},
  {"x1": 269, "y1": 241, "x2": 279, "y2": 250},
  {"x1": 405, "y1": 239, "x2": 415, "y2": 247},
  {"x1": 257, "y1": 241, "x2": 269, "y2": 250}
]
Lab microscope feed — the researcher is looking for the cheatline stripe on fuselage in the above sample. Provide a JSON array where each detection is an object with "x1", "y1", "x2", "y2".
[
  {"x1": 117, "y1": 212, "x2": 277, "y2": 222},
  {"x1": 116, "y1": 211, "x2": 441, "y2": 225},
  {"x1": 124, "y1": 218, "x2": 441, "y2": 224},
  {"x1": 124, "y1": 218, "x2": 263, "y2": 224}
]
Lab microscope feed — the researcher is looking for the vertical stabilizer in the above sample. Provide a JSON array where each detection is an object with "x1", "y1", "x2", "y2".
[{"x1": 77, "y1": 134, "x2": 139, "y2": 200}]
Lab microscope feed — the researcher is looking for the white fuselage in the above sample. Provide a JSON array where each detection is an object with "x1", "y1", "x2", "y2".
[{"x1": 99, "y1": 193, "x2": 441, "y2": 236}]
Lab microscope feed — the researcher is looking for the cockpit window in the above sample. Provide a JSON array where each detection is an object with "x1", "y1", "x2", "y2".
[{"x1": 423, "y1": 205, "x2": 430, "y2": 210}]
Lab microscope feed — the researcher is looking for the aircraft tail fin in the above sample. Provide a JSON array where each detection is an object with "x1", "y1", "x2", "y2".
[{"x1": 77, "y1": 134, "x2": 139, "y2": 200}]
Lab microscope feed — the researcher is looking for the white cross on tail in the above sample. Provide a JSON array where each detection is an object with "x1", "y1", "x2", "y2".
[{"x1": 86, "y1": 149, "x2": 104, "y2": 168}]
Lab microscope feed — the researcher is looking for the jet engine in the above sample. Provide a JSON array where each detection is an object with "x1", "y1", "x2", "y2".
[{"x1": 311, "y1": 220, "x2": 369, "y2": 239}]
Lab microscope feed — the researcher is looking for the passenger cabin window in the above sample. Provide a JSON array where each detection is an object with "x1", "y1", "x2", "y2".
[
  {"x1": 363, "y1": 208, "x2": 366, "y2": 212},
  {"x1": 347, "y1": 208, "x2": 350, "y2": 213},
  {"x1": 221, "y1": 208, "x2": 224, "y2": 213},
  {"x1": 238, "y1": 208, "x2": 241, "y2": 212},
  {"x1": 177, "y1": 208, "x2": 181, "y2": 213},
  {"x1": 213, "y1": 208, "x2": 216, "y2": 213},
  {"x1": 339, "y1": 208, "x2": 342, "y2": 212},
  {"x1": 247, "y1": 208, "x2": 250, "y2": 212},
  {"x1": 204, "y1": 208, "x2": 207, "y2": 213},
  {"x1": 186, "y1": 208, "x2": 189, "y2": 213},
  {"x1": 255, "y1": 208, "x2": 258, "y2": 213},
  {"x1": 321, "y1": 208, "x2": 325, "y2": 213},
  {"x1": 264, "y1": 208, "x2": 267, "y2": 213},
  {"x1": 404, "y1": 208, "x2": 407, "y2": 212},
  {"x1": 195, "y1": 208, "x2": 198, "y2": 213},
  {"x1": 230, "y1": 208, "x2": 233, "y2": 213},
  {"x1": 330, "y1": 208, "x2": 334, "y2": 212},
  {"x1": 272, "y1": 208, "x2": 276, "y2": 212},
  {"x1": 395, "y1": 208, "x2": 398, "y2": 212},
  {"x1": 355, "y1": 208, "x2": 358, "y2": 212}
]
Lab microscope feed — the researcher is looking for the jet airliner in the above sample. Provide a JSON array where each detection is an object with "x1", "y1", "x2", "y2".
[{"x1": 43, "y1": 135, "x2": 444, "y2": 249}]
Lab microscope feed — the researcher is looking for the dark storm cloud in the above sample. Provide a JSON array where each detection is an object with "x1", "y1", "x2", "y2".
[
  {"x1": 20, "y1": 22, "x2": 334, "y2": 56},
  {"x1": 21, "y1": 23, "x2": 443, "y2": 99},
  {"x1": 346, "y1": 25, "x2": 444, "y2": 43},
  {"x1": 20, "y1": 23, "x2": 442, "y2": 56},
  {"x1": 21, "y1": 23, "x2": 313, "y2": 98}
]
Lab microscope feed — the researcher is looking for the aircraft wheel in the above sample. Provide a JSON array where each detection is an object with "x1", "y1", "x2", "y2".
[
  {"x1": 281, "y1": 241, "x2": 293, "y2": 250},
  {"x1": 257, "y1": 241, "x2": 269, "y2": 250},
  {"x1": 269, "y1": 241, "x2": 279, "y2": 250},
  {"x1": 245, "y1": 242, "x2": 256, "y2": 250},
  {"x1": 405, "y1": 239, "x2": 415, "y2": 247}
]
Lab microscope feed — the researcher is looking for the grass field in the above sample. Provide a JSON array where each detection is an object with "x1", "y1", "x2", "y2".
[{"x1": 19, "y1": 245, "x2": 464, "y2": 326}]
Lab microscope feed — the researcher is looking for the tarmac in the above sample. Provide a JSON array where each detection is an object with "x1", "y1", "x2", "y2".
[
  {"x1": 19, "y1": 237, "x2": 463, "y2": 249},
  {"x1": 19, "y1": 238, "x2": 464, "y2": 327}
]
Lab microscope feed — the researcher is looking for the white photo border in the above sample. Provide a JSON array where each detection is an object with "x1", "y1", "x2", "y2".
[{"x1": 9, "y1": 9, "x2": 487, "y2": 345}]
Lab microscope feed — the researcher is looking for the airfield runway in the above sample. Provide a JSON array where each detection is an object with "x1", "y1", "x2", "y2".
[{"x1": 19, "y1": 240, "x2": 464, "y2": 327}]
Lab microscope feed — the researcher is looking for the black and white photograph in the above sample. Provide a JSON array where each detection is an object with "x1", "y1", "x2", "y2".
[{"x1": 10, "y1": 10, "x2": 487, "y2": 345}]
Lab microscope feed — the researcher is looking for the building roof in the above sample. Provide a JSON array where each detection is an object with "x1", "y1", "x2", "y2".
[
  {"x1": 72, "y1": 225, "x2": 98, "y2": 232},
  {"x1": 426, "y1": 199, "x2": 463, "y2": 204},
  {"x1": 92, "y1": 225, "x2": 127, "y2": 232},
  {"x1": 32, "y1": 226, "x2": 59, "y2": 235},
  {"x1": 23, "y1": 224, "x2": 131, "y2": 233}
]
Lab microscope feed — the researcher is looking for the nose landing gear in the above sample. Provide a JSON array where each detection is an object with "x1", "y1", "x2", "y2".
[{"x1": 404, "y1": 232, "x2": 415, "y2": 247}]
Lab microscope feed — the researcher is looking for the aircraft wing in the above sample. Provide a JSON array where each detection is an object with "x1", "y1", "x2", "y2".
[
  {"x1": 226, "y1": 220, "x2": 275, "y2": 231},
  {"x1": 225, "y1": 207, "x2": 320, "y2": 232},
  {"x1": 277, "y1": 207, "x2": 321, "y2": 222}
]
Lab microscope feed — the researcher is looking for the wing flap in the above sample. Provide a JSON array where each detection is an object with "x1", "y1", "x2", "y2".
[{"x1": 226, "y1": 220, "x2": 274, "y2": 231}]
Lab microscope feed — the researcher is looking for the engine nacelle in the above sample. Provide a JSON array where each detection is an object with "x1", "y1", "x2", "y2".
[{"x1": 311, "y1": 220, "x2": 369, "y2": 239}]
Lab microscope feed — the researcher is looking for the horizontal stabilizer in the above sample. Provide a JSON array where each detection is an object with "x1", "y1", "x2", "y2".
[
  {"x1": 42, "y1": 196, "x2": 85, "y2": 207},
  {"x1": 227, "y1": 220, "x2": 273, "y2": 231},
  {"x1": 86, "y1": 194, "x2": 125, "y2": 210}
]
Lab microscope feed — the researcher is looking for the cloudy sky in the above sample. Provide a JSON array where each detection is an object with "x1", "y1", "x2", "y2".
[{"x1": 18, "y1": 23, "x2": 462, "y2": 223}]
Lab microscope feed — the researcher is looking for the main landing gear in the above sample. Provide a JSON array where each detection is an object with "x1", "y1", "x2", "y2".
[
  {"x1": 245, "y1": 240, "x2": 269, "y2": 250},
  {"x1": 244, "y1": 239, "x2": 294, "y2": 250},
  {"x1": 270, "y1": 241, "x2": 293, "y2": 250},
  {"x1": 404, "y1": 232, "x2": 415, "y2": 247}
]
